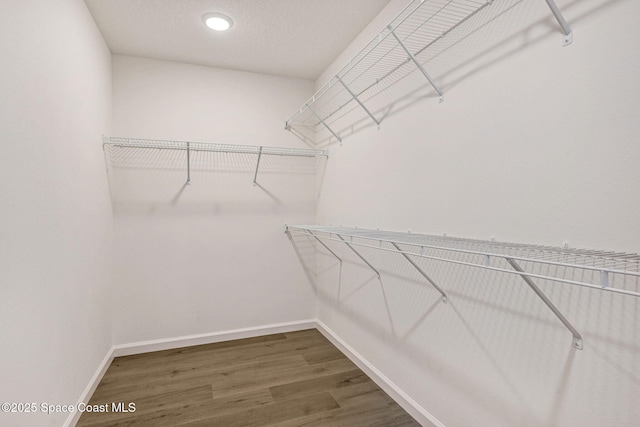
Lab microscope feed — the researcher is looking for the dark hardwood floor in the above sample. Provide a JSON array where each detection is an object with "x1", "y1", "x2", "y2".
[{"x1": 77, "y1": 329, "x2": 421, "y2": 426}]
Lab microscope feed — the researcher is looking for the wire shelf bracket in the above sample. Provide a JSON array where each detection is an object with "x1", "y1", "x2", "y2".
[
  {"x1": 388, "y1": 25, "x2": 444, "y2": 104},
  {"x1": 391, "y1": 241, "x2": 448, "y2": 303},
  {"x1": 186, "y1": 142, "x2": 191, "y2": 185},
  {"x1": 285, "y1": 225, "x2": 640, "y2": 350},
  {"x1": 309, "y1": 105, "x2": 342, "y2": 144},
  {"x1": 337, "y1": 234, "x2": 381, "y2": 278},
  {"x1": 285, "y1": 0, "x2": 574, "y2": 144},
  {"x1": 544, "y1": 0, "x2": 574, "y2": 46},
  {"x1": 252, "y1": 146, "x2": 263, "y2": 186},
  {"x1": 505, "y1": 257, "x2": 583, "y2": 349},
  {"x1": 338, "y1": 76, "x2": 381, "y2": 128},
  {"x1": 301, "y1": 229, "x2": 343, "y2": 264}
]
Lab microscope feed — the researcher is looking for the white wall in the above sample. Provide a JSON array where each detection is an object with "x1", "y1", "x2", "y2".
[
  {"x1": 2, "y1": 1, "x2": 636, "y2": 425},
  {"x1": 311, "y1": 0, "x2": 640, "y2": 426},
  {"x1": 111, "y1": 56, "x2": 318, "y2": 344},
  {"x1": 0, "y1": 1, "x2": 114, "y2": 426}
]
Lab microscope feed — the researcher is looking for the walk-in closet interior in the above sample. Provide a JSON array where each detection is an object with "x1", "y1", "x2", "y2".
[{"x1": 1, "y1": 0, "x2": 639, "y2": 426}]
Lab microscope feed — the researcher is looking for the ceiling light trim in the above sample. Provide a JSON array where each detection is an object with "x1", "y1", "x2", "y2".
[{"x1": 202, "y1": 13, "x2": 233, "y2": 31}]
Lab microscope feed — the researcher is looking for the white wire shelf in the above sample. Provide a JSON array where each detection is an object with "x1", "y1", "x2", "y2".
[
  {"x1": 104, "y1": 137, "x2": 327, "y2": 158},
  {"x1": 103, "y1": 137, "x2": 327, "y2": 186},
  {"x1": 286, "y1": 225, "x2": 640, "y2": 350},
  {"x1": 285, "y1": 0, "x2": 573, "y2": 145}
]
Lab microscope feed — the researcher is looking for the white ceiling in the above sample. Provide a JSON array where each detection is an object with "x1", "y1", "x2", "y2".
[{"x1": 85, "y1": 0, "x2": 391, "y2": 80}]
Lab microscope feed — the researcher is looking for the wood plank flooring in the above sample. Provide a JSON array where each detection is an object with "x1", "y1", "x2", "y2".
[{"x1": 77, "y1": 329, "x2": 421, "y2": 426}]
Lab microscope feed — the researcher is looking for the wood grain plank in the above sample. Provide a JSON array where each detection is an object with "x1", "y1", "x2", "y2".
[
  {"x1": 100, "y1": 332, "x2": 338, "y2": 391},
  {"x1": 90, "y1": 354, "x2": 310, "y2": 402},
  {"x1": 78, "y1": 329, "x2": 420, "y2": 426},
  {"x1": 301, "y1": 346, "x2": 347, "y2": 365},
  {"x1": 113, "y1": 333, "x2": 289, "y2": 364},
  {"x1": 77, "y1": 385, "x2": 213, "y2": 427},
  {"x1": 269, "y1": 369, "x2": 369, "y2": 401},
  {"x1": 207, "y1": 357, "x2": 357, "y2": 398},
  {"x1": 179, "y1": 392, "x2": 340, "y2": 427},
  {"x1": 270, "y1": 403, "x2": 422, "y2": 427}
]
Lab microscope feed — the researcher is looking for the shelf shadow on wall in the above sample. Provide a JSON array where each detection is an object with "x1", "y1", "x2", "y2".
[
  {"x1": 287, "y1": 233, "x2": 402, "y2": 335},
  {"x1": 286, "y1": 232, "x2": 321, "y2": 293},
  {"x1": 291, "y1": 0, "x2": 623, "y2": 149},
  {"x1": 546, "y1": 347, "x2": 577, "y2": 427},
  {"x1": 286, "y1": 232, "x2": 345, "y2": 305},
  {"x1": 253, "y1": 182, "x2": 283, "y2": 206},
  {"x1": 285, "y1": 231, "x2": 640, "y2": 425},
  {"x1": 104, "y1": 145, "x2": 326, "y2": 215}
]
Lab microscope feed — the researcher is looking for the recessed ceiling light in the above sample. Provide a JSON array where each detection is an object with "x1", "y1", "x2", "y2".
[{"x1": 202, "y1": 13, "x2": 233, "y2": 31}]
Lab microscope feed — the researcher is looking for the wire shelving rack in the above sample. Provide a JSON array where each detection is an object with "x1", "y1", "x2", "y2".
[
  {"x1": 103, "y1": 137, "x2": 327, "y2": 186},
  {"x1": 285, "y1": 0, "x2": 573, "y2": 145},
  {"x1": 285, "y1": 225, "x2": 640, "y2": 350}
]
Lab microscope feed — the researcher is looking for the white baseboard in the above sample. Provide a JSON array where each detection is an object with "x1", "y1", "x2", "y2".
[
  {"x1": 63, "y1": 348, "x2": 114, "y2": 427},
  {"x1": 66, "y1": 319, "x2": 440, "y2": 427},
  {"x1": 111, "y1": 319, "x2": 316, "y2": 357},
  {"x1": 64, "y1": 320, "x2": 314, "y2": 427},
  {"x1": 315, "y1": 320, "x2": 445, "y2": 427}
]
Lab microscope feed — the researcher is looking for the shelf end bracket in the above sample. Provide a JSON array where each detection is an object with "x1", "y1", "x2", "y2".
[{"x1": 505, "y1": 257, "x2": 583, "y2": 350}]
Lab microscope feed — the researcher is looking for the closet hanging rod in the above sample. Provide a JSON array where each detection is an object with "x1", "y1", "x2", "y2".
[
  {"x1": 103, "y1": 137, "x2": 328, "y2": 158},
  {"x1": 285, "y1": 226, "x2": 640, "y2": 298}
]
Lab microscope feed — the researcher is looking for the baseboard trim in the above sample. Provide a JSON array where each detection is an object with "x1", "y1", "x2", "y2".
[
  {"x1": 63, "y1": 347, "x2": 114, "y2": 427},
  {"x1": 112, "y1": 319, "x2": 317, "y2": 357},
  {"x1": 66, "y1": 319, "x2": 440, "y2": 427},
  {"x1": 315, "y1": 320, "x2": 445, "y2": 427},
  {"x1": 65, "y1": 320, "x2": 315, "y2": 426}
]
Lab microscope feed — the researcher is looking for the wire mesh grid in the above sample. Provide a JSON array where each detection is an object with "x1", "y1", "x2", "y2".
[
  {"x1": 285, "y1": 0, "x2": 490, "y2": 138},
  {"x1": 104, "y1": 146, "x2": 325, "y2": 177},
  {"x1": 104, "y1": 137, "x2": 326, "y2": 179},
  {"x1": 106, "y1": 137, "x2": 326, "y2": 158},
  {"x1": 103, "y1": 137, "x2": 328, "y2": 209},
  {"x1": 287, "y1": 225, "x2": 640, "y2": 296}
]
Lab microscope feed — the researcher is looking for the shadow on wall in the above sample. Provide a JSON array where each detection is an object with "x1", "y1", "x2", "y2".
[
  {"x1": 103, "y1": 144, "x2": 327, "y2": 216},
  {"x1": 285, "y1": 232, "x2": 640, "y2": 426},
  {"x1": 288, "y1": 0, "x2": 624, "y2": 149}
]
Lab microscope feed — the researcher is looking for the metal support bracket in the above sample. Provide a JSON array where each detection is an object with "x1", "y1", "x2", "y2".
[
  {"x1": 308, "y1": 105, "x2": 342, "y2": 143},
  {"x1": 253, "y1": 146, "x2": 263, "y2": 186},
  {"x1": 391, "y1": 242, "x2": 447, "y2": 303},
  {"x1": 338, "y1": 76, "x2": 381, "y2": 127},
  {"x1": 307, "y1": 231, "x2": 343, "y2": 264},
  {"x1": 186, "y1": 142, "x2": 191, "y2": 185},
  {"x1": 389, "y1": 26, "x2": 444, "y2": 102},
  {"x1": 337, "y1": 234, "x2": 381, "y2": 278},
  {"x1": 544, "y1": 0, "x2": 573, "y2": 46},
  {"x1": 505, "y1": 258, "x2": 583, "y2": 350}
]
